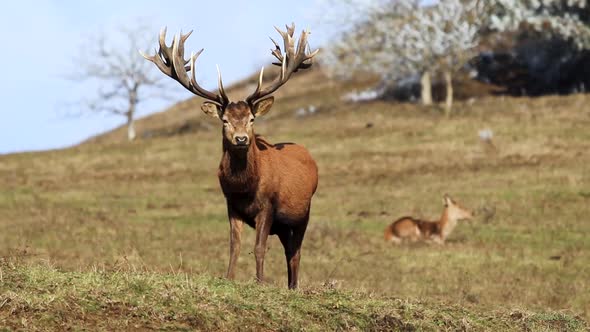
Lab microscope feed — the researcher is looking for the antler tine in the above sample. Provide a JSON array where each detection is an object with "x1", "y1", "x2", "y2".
[
  {"x1": 246, "y1": 23, "x2": 319, "y2": 105},
  {"x1": 158, "y1": 27, "x2": 171, "y2": 60},
  {"x1": 269, "y1": 37, "x2": 283, "y2": 63},
  {"x1": 250, "y1": 67, "x2": 265, "y2": 100},
  {"x1": 306, "y1": 48, "x2": 320, "y2": 61},
  {"x1": 296, "y1": 30, "x2": 309, "y2": 61},
  {"x1": 286, "y1": 23, "x2": 295, "y2": 37},
  {"x1": 179, "y1": 30, "x2": 193, "y2": 67},
  {"x1": 217, "y1": 65, "x2": 229, "y2": 105},
  {"x1": 171, "y1": 34, "x2": 192, "y2": 89},
  {"x1": 142, "y1": 27, "x2": 228, "y2": 107},
  {"x1": 275, "y1": 26, "x2": 295, "y2": 63},
  {"x1": 189, "y1": 49, "x2": 204, "y2": 90},
  {"x1": 140, "y1": 27, "x2": 174, "y2": 77},
  {"x1": 186, "y1": 49, "x2": 225, "y2": 106},
  {"x1": 180, "y1": 30, "x2": 193, "y2": 44}
]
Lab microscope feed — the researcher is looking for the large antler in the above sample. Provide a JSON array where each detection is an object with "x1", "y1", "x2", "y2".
[
  {"x1": 141, "y1": 27, "x2": 229, "y2": 107},
  {"x1": 246, "y1": 23, "x2": 319, "y2": 105}
]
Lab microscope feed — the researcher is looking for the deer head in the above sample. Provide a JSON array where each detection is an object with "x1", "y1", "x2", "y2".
[
  {"x1": 141, "y1": 24, "x2": 319, "y2": 149},
  {"x1": 443, "y1": 194, "x2": 474, "y2": 221}
]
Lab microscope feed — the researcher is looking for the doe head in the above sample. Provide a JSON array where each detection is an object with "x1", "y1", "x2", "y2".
[{"x1": 443, "y1": 194, "x2": 474, "y2": 221}]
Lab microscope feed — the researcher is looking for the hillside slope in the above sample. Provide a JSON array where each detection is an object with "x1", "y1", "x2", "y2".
[
  {"x1": 1, "y1": 65, "x2": 590, "y2": 329},
  {"x1": 87, "y1": 66, "x2": 375, "y2": 145}
]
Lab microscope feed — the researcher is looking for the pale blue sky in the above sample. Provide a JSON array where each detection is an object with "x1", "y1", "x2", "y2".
[{"x1": 0, "y1": 0, "x2": 436, "y2": 154}]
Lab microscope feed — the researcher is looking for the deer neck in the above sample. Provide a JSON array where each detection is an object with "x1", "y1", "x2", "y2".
[
  {"x1": 219, "y1": 137, "x2": 260, "y2": 194},
  {"x1": 438, "y1": 209, "x2": 458, "y2": 240}
]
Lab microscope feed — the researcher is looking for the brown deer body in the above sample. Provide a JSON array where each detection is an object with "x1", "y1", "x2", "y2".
[
  {"x1": 384, "y1": 195, "x2": 473, "y2": 244},
  {"x1": 142, "y1": 24, "x2": 319, "y2": 289},
  {"x1": 218, "y1": 102, "x2": 318, "y2": 289}
]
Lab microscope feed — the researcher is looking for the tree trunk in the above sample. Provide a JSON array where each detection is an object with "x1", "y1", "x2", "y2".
[
  {"x1": 420, "y1": 71, "x2": 433, "y2": 106},
  {"x1": 127, "y1": 112, "x2": 136, "y2": 141},
  {"x1": 444, "y1": 70, "x2": 453, "y2": 118},
  {"x1": 127, "y1": 87, "x2": 138, "y2": 141}
]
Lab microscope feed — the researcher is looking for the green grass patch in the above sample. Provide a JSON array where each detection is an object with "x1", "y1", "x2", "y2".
[{"x1": 0, "y1": 263, "x2": 585, "y2": 331}]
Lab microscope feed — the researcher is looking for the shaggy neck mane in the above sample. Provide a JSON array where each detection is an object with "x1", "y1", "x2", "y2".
[{"x1": 219, "y1": 137, "x2": 260, "y2": 193}]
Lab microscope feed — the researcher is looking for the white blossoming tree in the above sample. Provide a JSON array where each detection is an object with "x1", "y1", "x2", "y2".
[
  {"x1": 318, "y1": 0, "x2": 483, "y2": 114},
  {"x1": 396, "y1": 0, "x2": 482, "y2": 114},
  {"x1": 486, "y1": 0, "x2": 590, "y2": 50},
  {"x1": 317, "y1": 0, "x2": 422, "y2": 96}
]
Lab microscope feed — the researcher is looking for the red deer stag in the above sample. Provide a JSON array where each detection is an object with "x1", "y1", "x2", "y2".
[{"x1": 141, "y1": 24, "x2": 319, "y2": 289}]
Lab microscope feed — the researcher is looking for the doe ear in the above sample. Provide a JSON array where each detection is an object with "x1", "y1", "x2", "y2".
[
  {"x1": 201, "y1": 102, "x2": 222, "y2": 119},
  {"x1": 443, "y1": 194, "x2": 451, "y2": 206},
  {"x1": 252, "y1": 96, "x2": 274, "y2": 118}
]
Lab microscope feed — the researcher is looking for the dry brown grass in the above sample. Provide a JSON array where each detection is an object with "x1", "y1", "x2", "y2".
[{"x1": 1, "y1": 71, "x2": 589, "y2": 329}]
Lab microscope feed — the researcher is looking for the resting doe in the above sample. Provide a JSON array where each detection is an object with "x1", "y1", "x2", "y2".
[{"x1": 384, "y1": 194, "x2": 473, "y2": 244}]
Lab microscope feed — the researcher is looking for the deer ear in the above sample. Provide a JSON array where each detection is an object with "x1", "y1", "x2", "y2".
[
  {"x1": 443, "y1": 194, "x2": 451, "y2": 206},
  {"x1": 252, "y1": 96, "x2": 274, "y2": 117},
  {"x1": 201, "y1": 102, "x2": 221, "y2": 119}
]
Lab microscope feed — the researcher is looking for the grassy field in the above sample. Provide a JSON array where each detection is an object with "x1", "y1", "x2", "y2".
[
  {"x1": 0, "y1": 263, "x2": 585, "y2": 331},
  {"x1": 1, "y1": 70, "x2": 589, "y2": 330}
]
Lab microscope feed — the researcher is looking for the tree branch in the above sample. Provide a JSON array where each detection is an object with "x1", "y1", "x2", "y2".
[{"x1": 63, "y1": 21, "x2": 180, "y2": 140}]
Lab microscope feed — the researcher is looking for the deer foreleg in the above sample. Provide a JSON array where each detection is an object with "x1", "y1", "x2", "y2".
[
  {"x1": 254, "y1": 209, "x2": 273, "y2": 283},
  {"x1": 226, "y1": 206, "x2": 244, "y2": 280}
]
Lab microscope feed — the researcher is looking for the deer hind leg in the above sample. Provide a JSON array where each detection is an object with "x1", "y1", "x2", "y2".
[
  {"x1": 431, "y1": 236, "x2": 444, "y2": 245},
  {"x1": 254, "y1": 209, "x2": 273, "y2": 284},
  {"x1": 389, "y1": 235, "x2": 402, "y2": 244},
  {"x1": 278, "y1": 229, "x2": 295, "y2": 288},
  {"x1": 410, "y1": 225, "x2": 422, "y2": 242},
  {"x1": 226, "y1": 207, "x2": 244, "y2": 280},
  {"x1": 279, "y1": 212, "x2": 309, "y2": 290},
  {"x1": 289, "y1": 222, "x2": 308, "y2": 290}
]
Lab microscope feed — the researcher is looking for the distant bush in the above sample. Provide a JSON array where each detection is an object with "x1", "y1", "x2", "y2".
[{"x1": 473, "y1": 38, "x2": 590, "y2": 96}]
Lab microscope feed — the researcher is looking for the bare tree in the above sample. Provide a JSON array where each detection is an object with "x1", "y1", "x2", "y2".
[{"x1": 68, "y1": 24, "x2": 174, "y2": 141}]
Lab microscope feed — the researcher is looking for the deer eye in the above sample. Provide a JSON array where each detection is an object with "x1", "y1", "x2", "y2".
[
  {"x1": 249, "y1": 118, "x2": 255, "y2": 123},
  {"x1": 222, "y1": 119, "x2": 229, "y2": 124}
]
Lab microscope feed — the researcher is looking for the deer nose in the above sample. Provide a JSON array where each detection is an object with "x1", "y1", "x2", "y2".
[{"x1": 235, "y1": 136, "x2": 249, "y2": 145}]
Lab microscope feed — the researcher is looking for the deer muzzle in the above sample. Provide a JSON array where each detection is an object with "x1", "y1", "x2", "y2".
[{"x1": 234, "y1": 135, "x2": 249, "y2": 146}]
